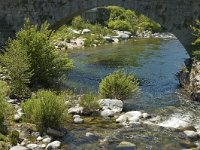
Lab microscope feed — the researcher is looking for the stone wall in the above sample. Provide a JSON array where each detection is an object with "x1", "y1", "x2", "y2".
[{"x1": 0, "y1": 0, "x2": 199, "y2": 48}]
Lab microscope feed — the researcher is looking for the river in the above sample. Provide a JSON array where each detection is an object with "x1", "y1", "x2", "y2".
[{"x1": 63, "y1": 38, "x2": 200, "y2": 149}]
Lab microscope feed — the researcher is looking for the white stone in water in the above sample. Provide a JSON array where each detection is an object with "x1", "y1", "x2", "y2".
[
  {"x1": 43, "y1": 137, "x2": 52, "y2": 143},
  {"x1": 26, "y1": 144, "x2": 39, "y2": 149},
  {"x1": 116, "y1": 114, "x2": 128, "y2": 123},
  {"x1": 74, "y1": 117, "x2": 84, "y2": 124},
  {"x1": 37, "y1": 136, "x2": 43, "y2": 141},
  {"x1": 10, "y1": 146, "x2": 29, "y2": 150},
  {"x1": 143, "y1": 113, "x2": 151, "y2": 119},
  {"x1": 85, "y1": 132, "x2": 95, "y2": 137},
  {"x1": 184, "y1": 130, "x2": 199, "y2": 138},
  {"x1": 125, "y1": 111, "x2": 143, "y2": 118},
  {"x1": 73, "y1": 115, "x2": 81, "y2": 118},
  {"x1": 68, "y1": 105, "x2": 83, "y2": 114},
  {"x1": 128, "y1": 116, "x2": 140, "y2": 123},
  {"x1": 46, "y1": 141, "x2": 61, "y2": 149},
  {"x1": 159, "y1": 114, "x2": 192, "y2": 129},
  {"x1": 101, "y1": 109, "x2": 115, "y2": 117}
]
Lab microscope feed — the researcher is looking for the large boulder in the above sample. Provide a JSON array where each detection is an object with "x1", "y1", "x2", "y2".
[
  {"x1": 99, "y1": 99, "x2": 123, "y2": 113},
  {"x1": 47, "y1": 141, "x2": 61, "y2": 150}
]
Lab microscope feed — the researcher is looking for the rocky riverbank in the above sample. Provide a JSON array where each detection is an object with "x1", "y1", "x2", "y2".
[
  {"x1": 179, "y1": 60, "x2": 200, "y2": 101},
  {"x1": 54, "y1": 28, "x2": 177, "y2": 51}
]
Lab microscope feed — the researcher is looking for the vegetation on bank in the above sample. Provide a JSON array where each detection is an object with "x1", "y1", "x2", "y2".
[
  {"x1": 52, "y1": 6, "x2": 161, "y2": 49},
  {"x1": 192, "y1": 20, "x2": 200, "y2": 60}
]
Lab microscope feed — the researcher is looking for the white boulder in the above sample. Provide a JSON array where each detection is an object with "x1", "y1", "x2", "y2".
[{"x1": 47, "y1": 141, "x2": 61, "y2": 150}]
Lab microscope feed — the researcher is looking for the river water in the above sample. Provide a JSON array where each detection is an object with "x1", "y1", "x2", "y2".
[{"x1": 64, "y1": 38, "x2": 200, "y2": 149}]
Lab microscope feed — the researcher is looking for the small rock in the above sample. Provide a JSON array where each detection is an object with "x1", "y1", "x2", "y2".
[
  {"x1": 43, "y1": 137, "x2": 52, "y2": 143},
  {"x1": 117, "y1": 141, "x2": 137, "y2": 149},
  {"x1": 99, "y1": 99, "x2": 123, "y2": 113},
  {"x1": 14, "y1": 114, "x2": 22, "y2": 122},
  {"x1": 26, "y1": 144, "x2": 39, "y2": 149},
  {"x1": 10, "y1": 146, "x2": 29, "y2": 150},
  {"x1": 39, "y1": 144, "x2": 46, "y2": 149},
  {"x1": 116, "y1": 114, "x2": 128, "y2": 123},
  {"x1": 82, "y1": 29, "x2": 91, "y2": 34},
  {"x1": 74, "y1": 117, "x2": 84, "y2": 124},
  {"x1": 184, "y1": 130, "x2": 199, "y2": 139},
  {"x1": 86, "y1": 132, "x2": 95, "y2": 137},
  {"x1": 46, "y1": 141, "x2": 61, "y2": 150},
  {"x1": 101, "y1": 109, "x2": 115, "y2": 117},
  {"x1": 68, "y1": 105, "x2": 83, "y2": 114},
  {"x1": 73, "y1": 115, "x2": 81, "y2": 118},
  {"x1": 142, "y1": 113, "x2": 151, "y2": 119},
  {"x1": 37, "y1": 136, "x2": 43, "y2": 141},
  {"x1": 31, "y1": 132, "x2": 40, "y2": 137}
]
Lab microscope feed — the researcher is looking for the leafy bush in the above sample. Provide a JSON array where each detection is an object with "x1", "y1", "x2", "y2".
[
  {"x1": 99, "y1": 70, "x2": 139, "y2": 100},
  {"x1": 108, "y1": 20, "x2": 132, "y2": 31},
  {"x1": 0, "y1": 18, "x2": 73, "y2": 97},
  {"x1": 9, "y1": 130, "x2": 20, "y2": 146},
  {"x1": 79, "y1": 93, "x2": 100, "y2": 115},
  {"x1": 22, "y1": 90, "x2": 67, "y2": 130},
  {"x1": 107, "y1": 6, "x2": 126, "y2": 21},
  {"x1": 84, "y1": 35, "x2": 105, "y2": 47}
]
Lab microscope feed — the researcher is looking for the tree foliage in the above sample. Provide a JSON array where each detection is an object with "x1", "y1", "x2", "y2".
[{"x1": 192, "y1": 20, "x2": 200, "y2": 60}]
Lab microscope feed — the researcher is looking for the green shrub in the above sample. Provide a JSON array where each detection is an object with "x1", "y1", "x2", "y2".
[
  {"x1": 71, "y1": 16, "x2": 88, "y2": 30},
  {"x1": 0, "y1": 81, "x2": 10, "y2": 134},
  {"x1": 107, "y1": 6, "x2": 126, "y2": 21},
  {"x1": 84, "y1": 35, "x2": 105, "y2": 47},
  {"x1": 79, "y1": 93, "x2": 100, "y2": 115},
  {"x1": 1, "y1": 18, "x2": 73, "y2": 95},
  {"x1": 108, "y1": 20, "x2": 132, "y2": 31},
  {"x1": 0, "y1": 133, "x2": 5, "y2": 141},
  {"x1": 99, "y1": 70, "x2": 139, "y2": 100},
  {"x1": 22, "y1": 90, "x2": 67, "y2": 130},
  {"x1": 9, "y1": 130, "x2": 20, "y2": 146},
  {"x1": 0, "y1": 40, "x2": 32, "y2": 98}
]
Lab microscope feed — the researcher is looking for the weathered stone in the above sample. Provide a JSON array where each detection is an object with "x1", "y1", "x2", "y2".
[
  {"x1": 117, "y1": 141, "x2": 137, "y2": 149},
  {"x1": 184, "y1": 130, "x2": 199, "y2": 139},
  {"x1": 43, "y1": 137, "x2": 52, "y2": 143},
  {"x1": 68, "y1": 105, "x2": 83, "y2": 114},
  {"x1": 116, "y1": 114, "x2": 128, "y2": 123},
  {"x1": 101, "y1": 109, "x2": 115, "y2": 117},
  {"x1": 37, "y1": 136, "x2": 43, "y2": 141},
  {"x1": 74, "y1": 117, "x2": 84, "y2": 124},
  {"x1": 26, "y1": 144, "x2": 39, "y2": 150},
  {"x1": 47, "y1": 141, "x2": 61, "y2": 150},
  {"x1": 99, "y1": 99, "x2": 123, "y2": 113},
  {"x1": 82, "y1": 29, "x2": 91, "y2": 34},
  {"x1": 10, "y1": 146, "x2": 29, "y2": 150},
  {"x1": 142, "y1": 113, "x2": 151, "y2": 119},
  {"x1": 86, "y1": 132, "x2": 95, "y2": 137}
]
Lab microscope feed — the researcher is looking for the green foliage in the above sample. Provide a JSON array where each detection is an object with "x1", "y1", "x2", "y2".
[
  {"x1": 1, "y1": 18, "x2": 73, "y2": 96},
  {"x1": 99, "y1": 70, "x2": 139, "y2": 100},
  {"x1": 79, "y1": 93, "x2": 100, "y2": 115},
  {"x1": 0, "y1": 40, "x2": 32, "y2": 98},
  {"x1": 72, "y1": 16, "x2": 88, "y2": 30},
  {"x1": 192, "y1": 20, "x2": 200, "y2": 60},
  {"x1": 84, "y1": 35, "x2": 105, "y2": 47},
  {"x1": 0, "y1": 81, "x2": 10, "y2": 134},
  {"x1": 22, "y1": 90, "x2": 67, "y2": 130},
  {"x1": 9, "y1": 130, "x2": 20, "y2": 146},
  {"x1": 0, "y1": 133, "x2": 5, "y2": 141},
  {"x1": 108, "y1": 20, "x2": 132, "y2": 31},
  {"x1": 106, "y1": 6, "x2": 161, "y2": 33}
]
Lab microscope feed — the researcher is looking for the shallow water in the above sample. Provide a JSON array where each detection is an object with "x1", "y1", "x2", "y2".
[{"x1": 64, "y1": 38, "x2": 200, "y2": 149}]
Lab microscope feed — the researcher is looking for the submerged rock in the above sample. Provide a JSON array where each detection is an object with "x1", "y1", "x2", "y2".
[
  {"x1": 117, "y1": 141, "x2": 137, "y2": 150},
  {"x1": 116, "y1": 111, "x2": 143, "y2": 124}
]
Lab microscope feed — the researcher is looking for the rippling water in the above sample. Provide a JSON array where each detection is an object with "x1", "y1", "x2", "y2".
[{"x1": 64, "y1": 38, "x2": 200, "y2": 149}]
